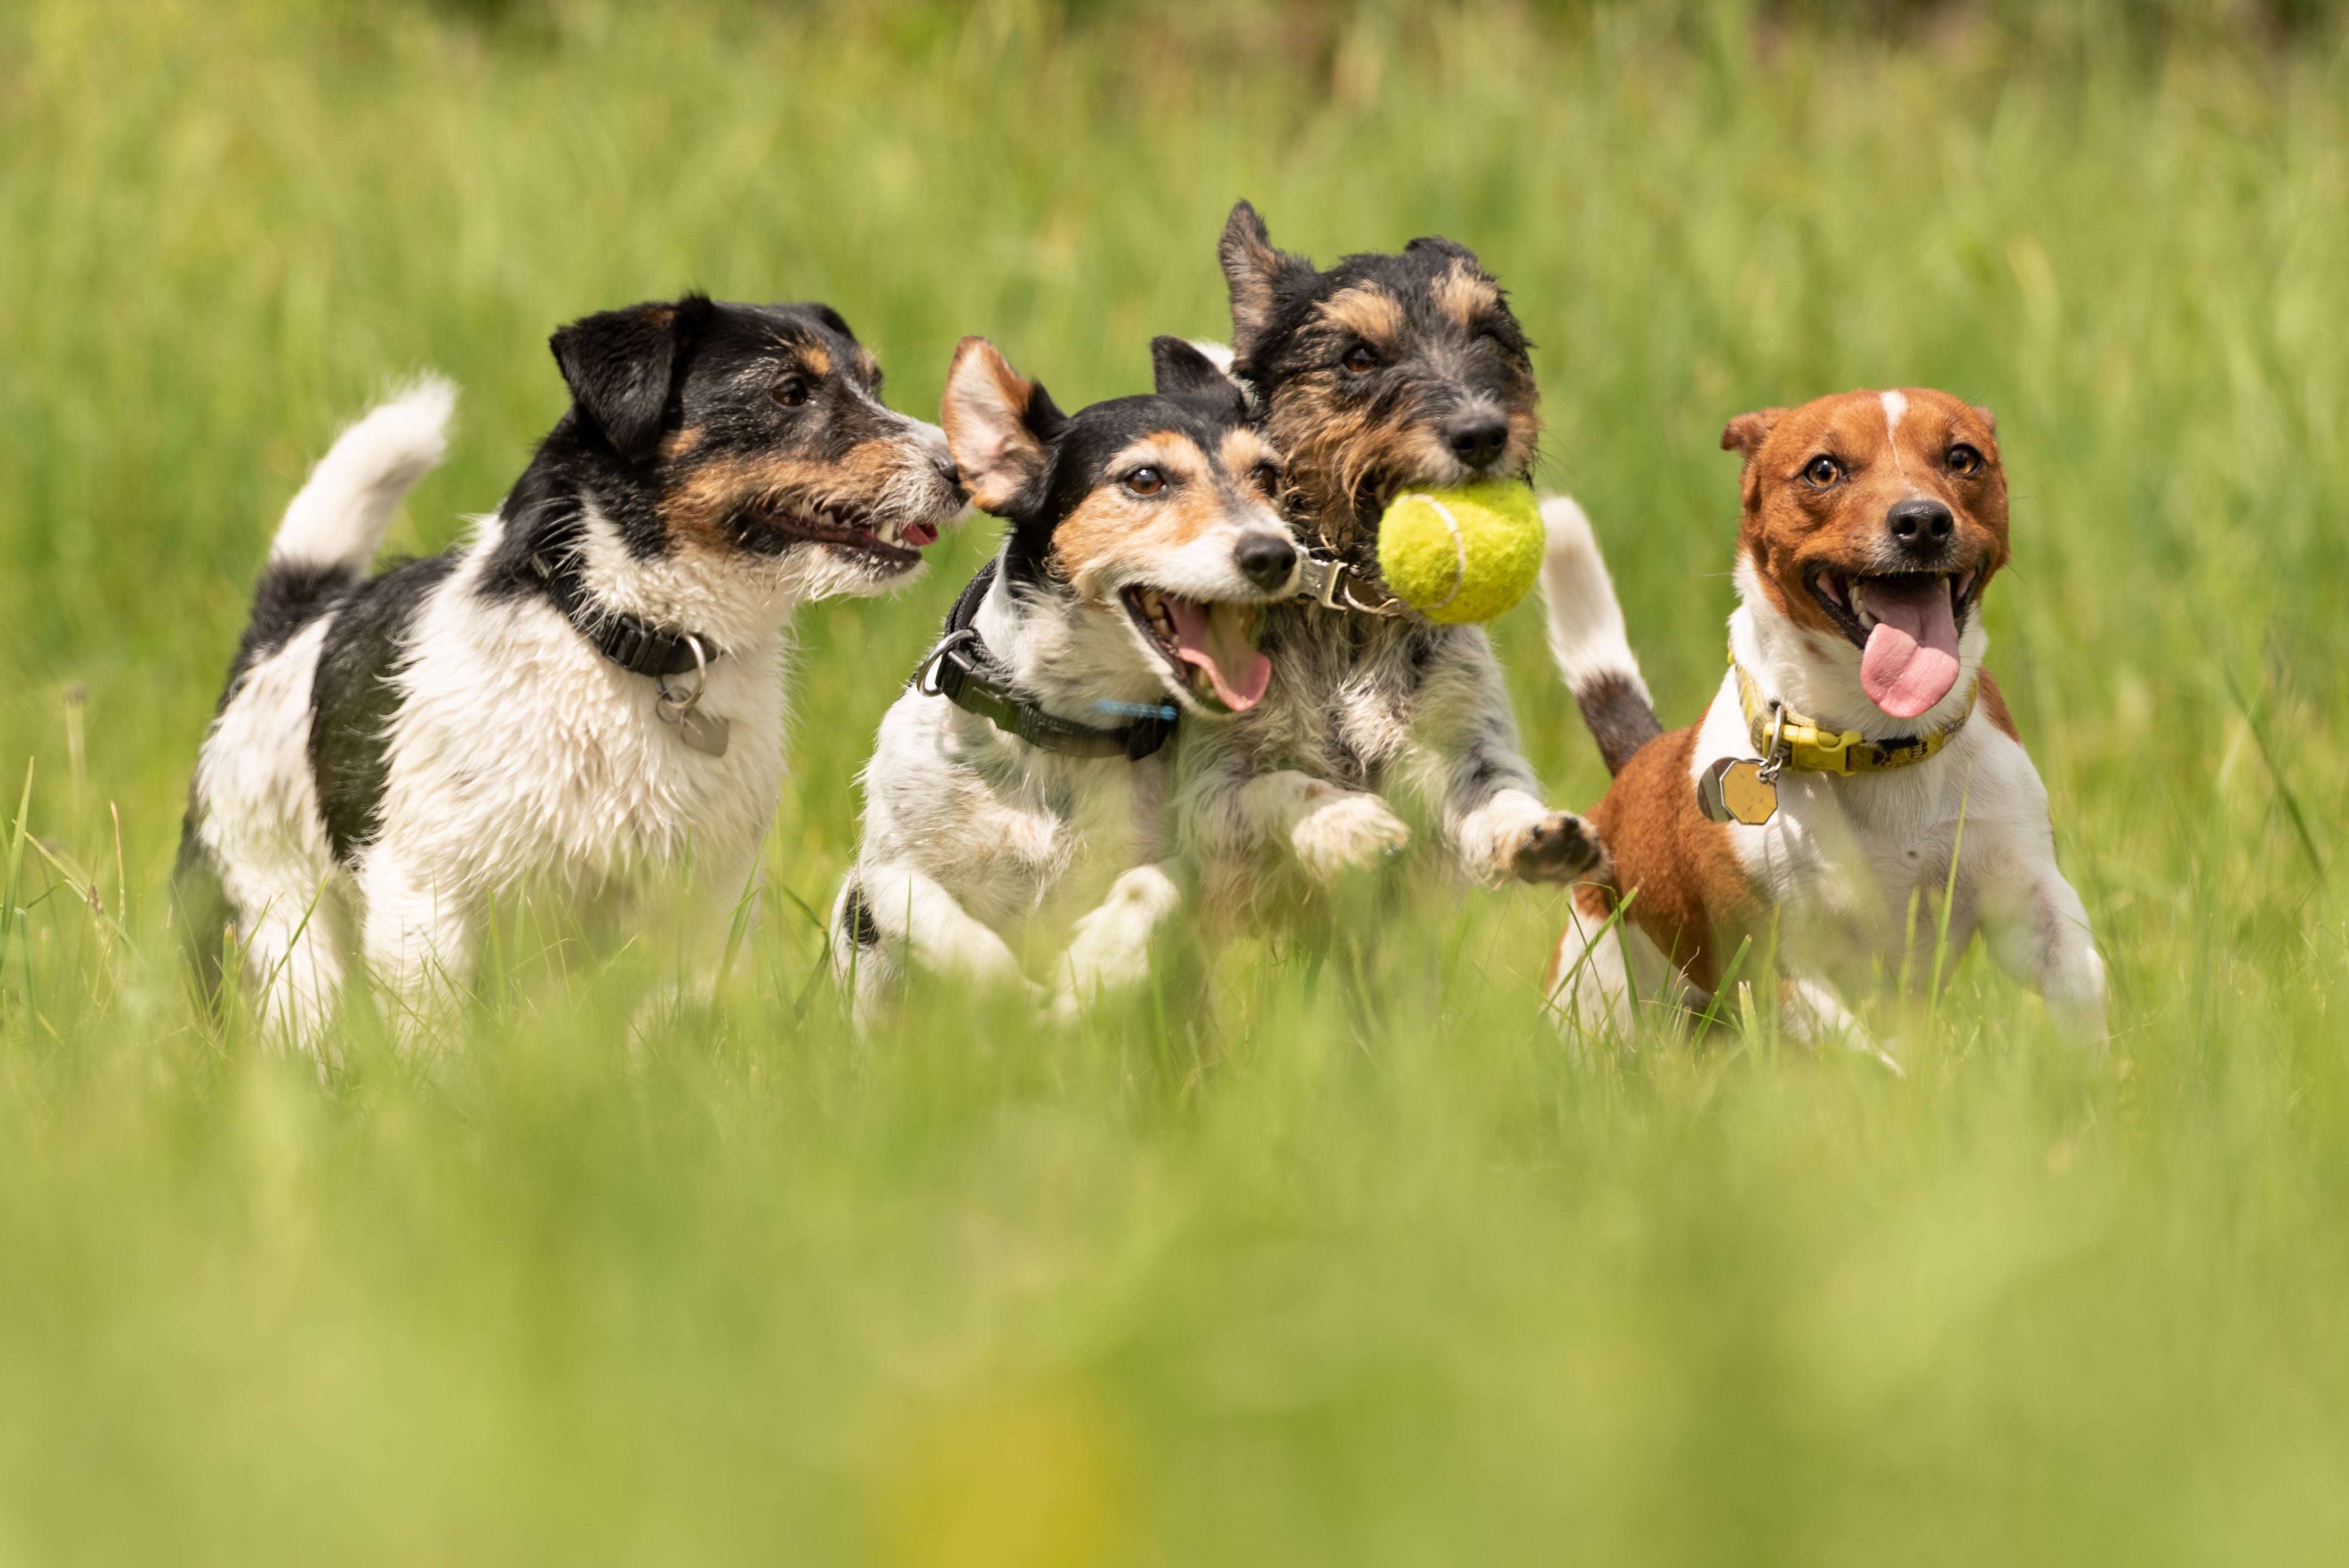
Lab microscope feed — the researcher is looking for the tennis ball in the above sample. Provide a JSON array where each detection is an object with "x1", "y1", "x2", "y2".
[{"x1": 1375, "y1": 480, "x2": 1545, "y2": 624}]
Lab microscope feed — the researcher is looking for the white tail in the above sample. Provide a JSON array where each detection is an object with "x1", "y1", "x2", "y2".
[
  {"x1": 269, "y1": 376, "x2": 457, "y2": 573},
  {"x1": 1541, "y1": 494, "x2": 1649, "y2": 702},
  {"x1": 1541, "y1": 494, "x2": 1664, "y2": 774}
]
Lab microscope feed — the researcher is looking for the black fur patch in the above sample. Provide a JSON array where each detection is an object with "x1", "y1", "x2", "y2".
[
  {"x1": 218, "y1": 561, "x2": 355, "y2": 706},
  {"x1": 307, "y1": 554, "x2": 458, "y2": 864},
  {"x1": 1577, "y1": 671, "x2": 1664, "y2": 775},
  {"x1": 840, "y1": 882, "x2": 881, "y2": 949}
]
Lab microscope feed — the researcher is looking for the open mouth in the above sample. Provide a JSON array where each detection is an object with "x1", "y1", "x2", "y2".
[
  {"x1": 759, "y1": 500, "x2": 939, "y2": 568},
  {"x1": 1809, "y1": 567, "x2": 1981, "y2": 721},
  {"x1": 1120, "y1": 586, "x2": 1274, "y2": 714}
]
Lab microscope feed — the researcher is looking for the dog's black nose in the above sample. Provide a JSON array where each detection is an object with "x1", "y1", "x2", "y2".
[
  {"x1": 1887, "y1": 498, "x2": 1955, "y2": 553},
  {"x1": 1446, "y1": 415, "x2": 1511, "y2": 470},
  {"x1": 933, "y1": 452, "x2": 962, "y2": 491},
  {"x1": 1234, "y1": 532, "x2": 1298, "y2": 591}
]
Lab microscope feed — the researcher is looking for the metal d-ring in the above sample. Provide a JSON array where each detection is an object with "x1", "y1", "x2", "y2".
[
  {"x1": 1757, "y1": 701, "x2": 1789, "y2": 783},
  {"x1": 912, "y1": 627, "x2": 978, "y2": 697},
  {"x1": 655, "y1": 634, "x2": 711, "y2": 722}
]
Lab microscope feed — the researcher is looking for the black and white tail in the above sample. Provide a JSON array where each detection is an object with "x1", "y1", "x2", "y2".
[{"x1": 1540, "y1": 494, "x2": 1663, "y2": 776}]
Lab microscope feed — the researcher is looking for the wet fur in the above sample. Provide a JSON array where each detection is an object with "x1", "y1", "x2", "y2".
[{"x1": 177, "y1": 298, "x2": 963, "y2": 1055}]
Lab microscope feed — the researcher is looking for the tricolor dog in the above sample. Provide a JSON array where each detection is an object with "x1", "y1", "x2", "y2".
[
  {"x1": 177, "y1": 295, "x2": 963, "y2": 1051},
  {"x1": 1179, "y1": 202, "x2": 1600, "y2": 926},
  {"x1": 835, "y1": 336, "x2": 1299, "y2": 1021},
  {"x1": 1541, "y1": 388, "x2": 2107, "y2": 1048}
]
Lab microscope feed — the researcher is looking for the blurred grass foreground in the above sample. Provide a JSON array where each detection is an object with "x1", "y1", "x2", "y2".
[{"x1": 5, "y1": 1, "x2": 2349, "y2": 1563}]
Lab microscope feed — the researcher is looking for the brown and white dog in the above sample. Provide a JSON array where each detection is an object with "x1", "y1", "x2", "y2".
[{"x1": 1541, "y1": 388, "x2": 2106, "y2": 1050}]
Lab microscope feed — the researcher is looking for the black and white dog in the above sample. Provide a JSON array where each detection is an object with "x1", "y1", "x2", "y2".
[
  {"x1": 178, "y1": 295, "x2": 964, "y2": 1051},
  {"x1": 834, "y1": 335, "x2": 1302, "y2": 1021}
]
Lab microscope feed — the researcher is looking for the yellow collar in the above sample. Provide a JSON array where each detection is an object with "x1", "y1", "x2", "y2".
[{"x1": 1732, "y1": 655, "x2": 1974, "y2": 776}]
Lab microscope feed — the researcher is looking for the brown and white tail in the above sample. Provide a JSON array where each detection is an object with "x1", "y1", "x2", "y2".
[{"x1": 1540, "y1": 494, "x2": 1663, "y2": 776}]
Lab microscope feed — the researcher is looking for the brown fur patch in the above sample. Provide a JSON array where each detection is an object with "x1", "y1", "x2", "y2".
[
  {"x1": 798, "y1": 343, "x2": 832, "y2": 378},
  {"x1": 1434, "y1": 259, "x2": 1499, "y2": 327},
  {"x1": 1317, "y1": 285, "x2": 1404, "y2": 348},
  {"x1": 1581, "y1": 720, "x2": 1764, "y2": 995},
  {"x1": 660, "y1": 426, "x2": 704, "y2": 460},
  {"x1": 1977, "y1": 669, "x2": 2020, "y2": 741},
  {"x1": 1218, "y1": 427, "x2": 1281, "y2": 499},
  {"x1": 659, "y1": 443, "x2": 907, "y2": 552},
  {"x1": 1050, "y1": 433, "x2": 1231, "y2": 597}
]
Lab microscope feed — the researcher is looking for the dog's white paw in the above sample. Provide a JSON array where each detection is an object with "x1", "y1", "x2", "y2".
[{"x1": 1291, "y1": 790, "x2": 1411, "y2": 882}]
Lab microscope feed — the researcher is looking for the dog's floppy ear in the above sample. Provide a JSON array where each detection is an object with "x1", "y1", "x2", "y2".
[
  {"x1": 1220, "y1": 201, "x2": 1314, "y2": 356},
  {"x1": 941, "y1": 337, "x2": 1061, "y2": 515},
  {"x1": 1151, "y1": 336, "x2": 1246, "y2": 415},
  {"x1": 549, "y1": 295, "x2": 712, "y2": 464},
  {"x1": 1720, "y1": 407, "x2": 1788, "y2": 464}
]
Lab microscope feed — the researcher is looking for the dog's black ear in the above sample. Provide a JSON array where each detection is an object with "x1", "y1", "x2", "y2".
[
  {"x1": 1220, "y1": 201, "x2": 1314, "y2": 357},
  {"x1": 549, "y1": 295, "x2": 712, "y2": 464},
  {"x1": 941, "y1": 337, "x2": 1056, "y2": 516},
  {"x1": 1721, "y1": 407, "x2": 1787, "y2": 464},
  {"x1": 1151, "y1": 336, "x2": 1245, "y2": 414}
]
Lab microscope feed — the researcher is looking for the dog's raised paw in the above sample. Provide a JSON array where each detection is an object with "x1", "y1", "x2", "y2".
[
  {"x1": 1511, "y1": 811, "x2": 1603, "y2": 883},
  {"x1": 1292, "y1": 791, "x2": 1411, "y2": 882}
]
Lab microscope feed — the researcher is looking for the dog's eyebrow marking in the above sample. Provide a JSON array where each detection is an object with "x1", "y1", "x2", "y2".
[
  {"x1": 1880, "y1": 390, "x2": 1910, "y2": 479},
  {"x1": 1435, "y1": 259, "x2": 1499, "y2": 329},
  {"x1": 799, "y1": 343, "x2": 833, "y2": 377},
  {"x1": 1317, "y1": 285, "x2": 1404, "y2": 344}
]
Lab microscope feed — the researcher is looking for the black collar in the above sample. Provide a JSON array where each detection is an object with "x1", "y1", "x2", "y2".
[
  {"x1": 528, "y1": 550, "x2": 721, "y2": 678},
  {"x1": 915, "y1": 560, "x2": 1177, "y2": 761}
]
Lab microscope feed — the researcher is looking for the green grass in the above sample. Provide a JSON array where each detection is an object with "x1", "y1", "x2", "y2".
[{"x1": 6, "y1": 1, "x2": 2349, "y2": 1561}]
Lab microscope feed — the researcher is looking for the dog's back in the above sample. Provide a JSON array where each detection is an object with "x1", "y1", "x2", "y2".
[{"x1": 176, "y1": 381, "x2": 456, "y2": 1010}]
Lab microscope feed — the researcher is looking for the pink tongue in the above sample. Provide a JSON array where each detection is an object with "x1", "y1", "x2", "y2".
[
  {"x1": 1858, "y1": 578, "x2": 1961, "y2": 720},
  {"x1": 1166, "y1": 597, "x2": 1272, "y2": 711},
  {"x1": 904, "y1": 522, "x2": 939, "y2": 547}
]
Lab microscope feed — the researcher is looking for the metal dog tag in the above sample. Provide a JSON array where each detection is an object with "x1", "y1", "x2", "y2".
[
  {"x1": 1697, "y1": 757, "x2": 1777, "y2": 825},
  {"x1": 658, "y1": 698, "x2": 731, "y2": 758}
]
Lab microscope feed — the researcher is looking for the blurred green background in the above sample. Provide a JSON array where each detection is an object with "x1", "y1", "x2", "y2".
[{"x1": 4, "y1": 1, "x2": 2349, "y2": 1562}]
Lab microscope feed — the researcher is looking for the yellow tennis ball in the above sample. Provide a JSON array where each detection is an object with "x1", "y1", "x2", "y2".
[{"x1": 1375, "y1": 480, "x2": 1545, "y2": 624}]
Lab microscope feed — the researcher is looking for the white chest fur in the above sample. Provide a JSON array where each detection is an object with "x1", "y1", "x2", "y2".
[{"x1": 369, "y1": 551, "x2": 790, "y2": 905}]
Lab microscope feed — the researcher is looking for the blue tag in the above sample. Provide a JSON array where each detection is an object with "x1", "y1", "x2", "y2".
[{"x1": 1094, "y1": 699, "x2": 1178, "y2": 722}]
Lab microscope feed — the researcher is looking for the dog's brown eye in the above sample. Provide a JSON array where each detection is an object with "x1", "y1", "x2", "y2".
[
  {"x1": 1342, "y1": 345, "x2": 1378, "y2": 374},
  {"x1": 1803, "y1": 455, "x2": 1843, "y2": 487},
  {"x1": 1947, "y1": 444, "x2": 1982, "y2": 476},
  {"x1": 1252, "y1": 461, "x2": 1281, "y2": 494},
  {"x1": 772, "y1": 377, "x2": 810, "y2": 408},
  {"x1": 1125, "y1": 467, "x2": 1165, "y2": 496}
]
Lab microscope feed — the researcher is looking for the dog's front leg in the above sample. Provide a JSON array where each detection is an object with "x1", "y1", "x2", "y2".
[
  {"x1": 354, "y1": 851, "x2": 475, "y2": 1046},
  {"x1": 1976, "y1": 852, "x2": 2109, "y2": 1043},
  {"x1": 836, "y1": 862, "x2": 1042, "y2": 1014},
  {"x1": 1232, "y1": 770, "x2": 1411, "y2": 882},
  {"x1": 1404, "y1": 631, "x2": 1602, "y2": 885},
  {"x1": 1048, "y1": 861, "x2": 1186, "y2": 1022}
]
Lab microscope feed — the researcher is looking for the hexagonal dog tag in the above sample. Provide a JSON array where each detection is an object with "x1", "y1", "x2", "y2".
[{"x1": 1697, "y1": 757, "x2": 1777, "y2": 826}]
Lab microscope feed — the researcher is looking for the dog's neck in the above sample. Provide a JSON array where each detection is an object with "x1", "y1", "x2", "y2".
[
  {"x1": 489, "y1": 497, "x2": 806, "y2": 656},
  {"x1": 972, "y1": 567, "x2": 1180, "y2": 729},
  {"x1": 1731, "y1": 554, "x2": 1986, "y2": 742}
]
